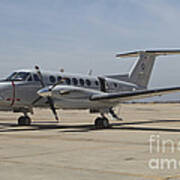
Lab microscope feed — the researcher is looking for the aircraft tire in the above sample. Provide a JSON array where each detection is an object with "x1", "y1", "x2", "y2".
[
  {"x1": 18, "y1": 116, "x2": 31, "y2": 126},
  {"x1": 95, "y1": 117, "x2": 109, "y2": 129}
]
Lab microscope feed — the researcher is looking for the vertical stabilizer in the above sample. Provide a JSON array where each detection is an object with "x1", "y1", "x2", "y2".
[{"x1": 129, "y1": 53, "x2": 156, "y2": 88}]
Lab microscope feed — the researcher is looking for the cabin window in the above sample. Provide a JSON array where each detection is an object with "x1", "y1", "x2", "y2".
[
  {"x1": 86, "y1": 79, "x2": 91, "y2": 86},
  {"x1": 66, "y1": 78, "x2": 71, "y2": 85},
  {"x1": 95, "y1": 81, "x2": 99, "y2": 86},
  {"x1": 57, "y1": 76, "x2": 62, "y2": 82},
  {"x1": 72, "y1": 78, "x2": 78, "y2": 85},
  {"x1": 79, "y1": 79, "x2": 84, "y2": 86},
  {"x1": 114, "y1": 83, "x2": 118, "y2": 88},
  {"x1": 49, "y1": 76, "x2": 56, "y2": 84}
]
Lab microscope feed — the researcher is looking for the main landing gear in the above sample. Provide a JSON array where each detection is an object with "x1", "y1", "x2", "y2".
[
  {"x1": 18, "y1": 113, "x2": 31, "y2": 126},
  {"x1": 94, "y1": 114, "x2": 110, "y2": 129},
  {"x1": 109, "y1": 108, "x2": 123, "y2": 121},
  {"x1": 94, "y1": 108, "x2": 122, "y2": 129}
]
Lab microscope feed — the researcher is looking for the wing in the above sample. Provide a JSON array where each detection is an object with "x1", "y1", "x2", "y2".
[{"x1": 90, "y1": 87, "x2": 180, "y2": 102}]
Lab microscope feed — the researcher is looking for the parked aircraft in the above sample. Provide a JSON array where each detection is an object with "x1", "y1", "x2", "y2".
[{"x1": 0, "y1": 50, "x2": 180, "y2": 128}]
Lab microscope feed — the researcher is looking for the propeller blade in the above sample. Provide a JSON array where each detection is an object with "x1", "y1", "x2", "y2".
[
  {"x1": 32, "y1": 96, "x2": 43, "y2": 105},
  {"x1": 35, "y1": 65, "x2": 45, "y2": 87},
  {"x1": 47, "y1": 97, "x2": 59, "y2": 122},
  {"x1": 34, "y1": 65, "x2": 59, "y2": 122}
]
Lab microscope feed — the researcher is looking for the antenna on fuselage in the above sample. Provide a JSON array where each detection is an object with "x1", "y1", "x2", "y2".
[
  {"x1": 60, "y1": 68, "x2": 64, "y2": 73},
  {"x1": 88, "y1": 69, "x2": 93, "y2": 76}
]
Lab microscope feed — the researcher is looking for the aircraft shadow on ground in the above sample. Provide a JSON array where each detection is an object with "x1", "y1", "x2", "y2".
[{"x1": 0, "y1": 119, "x2": 180, "y2": 133}]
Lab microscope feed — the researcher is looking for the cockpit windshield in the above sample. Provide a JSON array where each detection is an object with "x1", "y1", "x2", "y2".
[{"x1": 6, "y1": 72, "x2": 30, "y2": 81}]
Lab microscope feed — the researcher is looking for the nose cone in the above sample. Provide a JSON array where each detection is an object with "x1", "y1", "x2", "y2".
[
  {"x1": 0, "y1": 82, "x2": 11, "y2": 104},
  {"x1": 37, "y1": 88, "x2": 52, "y2": 97}
]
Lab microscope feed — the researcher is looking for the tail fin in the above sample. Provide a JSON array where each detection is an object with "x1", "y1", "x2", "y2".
[
  {"x1": 116, "y1": 50, "x2": 180, "y2": 88},
  {"x1": 128, "y1": 53, "x2": 156, "y2": 88}
]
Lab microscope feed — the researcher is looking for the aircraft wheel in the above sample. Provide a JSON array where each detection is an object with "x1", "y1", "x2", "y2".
[
  {"x1": 18, "y1": 116, "x2": 31, "y2": 126},
  {"x1": 95, "y1": 117, "x2": 109, "y2": 129}
]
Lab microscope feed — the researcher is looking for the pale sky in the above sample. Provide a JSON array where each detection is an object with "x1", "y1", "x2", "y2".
[{"x1": 0, "y1": 0, "x2": 180, "y2": 100}]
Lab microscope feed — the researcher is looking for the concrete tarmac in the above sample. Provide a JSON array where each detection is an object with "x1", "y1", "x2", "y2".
[{"x1": 1, "y1": 104, "x2": 180, "y2": 180}]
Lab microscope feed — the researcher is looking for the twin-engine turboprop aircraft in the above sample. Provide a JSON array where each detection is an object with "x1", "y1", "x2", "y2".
[{"x1": 1, "y1": 49, "x2": 180, "y2": 128}]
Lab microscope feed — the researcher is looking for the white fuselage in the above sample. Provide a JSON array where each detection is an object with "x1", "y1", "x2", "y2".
[{"x1": 0, "y1": 69, "x2": 139, "y2": 112}]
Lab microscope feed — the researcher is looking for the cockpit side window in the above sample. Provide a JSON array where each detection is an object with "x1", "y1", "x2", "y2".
[
  {"x1": 6, "y1": 72, "x2": 30, "y2": 81},
  {"x1": 33, "y1": 74, "x2": 40, "y2": 81},
  {"x1": 6, "y1": 72, "x2": 17, "y2": 81},
  {"x1": 27, "y1": 75, "x2": 32, "y2": 81}
]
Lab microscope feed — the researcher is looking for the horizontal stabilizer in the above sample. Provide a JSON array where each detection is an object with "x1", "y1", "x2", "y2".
[{"x1": 116, "y1": 49, "x2": 180, "y2": 58}]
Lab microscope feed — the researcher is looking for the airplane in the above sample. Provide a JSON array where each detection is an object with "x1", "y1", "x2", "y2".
[{"x1": 0, "y1": 49, "x2": 180, "y2": 129}]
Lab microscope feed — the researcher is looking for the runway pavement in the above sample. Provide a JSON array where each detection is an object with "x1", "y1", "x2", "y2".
[{"x1": 1, "y1": 104, "x2": 180, "y2": 180}]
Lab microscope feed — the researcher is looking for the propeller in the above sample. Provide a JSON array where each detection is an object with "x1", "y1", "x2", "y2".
[
  {"x1": 49, "y1": 77, "x2": 67, "y2": 91},
  {"x1": 33, "y1": 65, "x2": 60, "y2": 122},
  {"x1": 34, "y1": 65, "x2": 45, "y2": 87},
  {"x1": 47, "y1": 97, "x2": 58, "y2": 121}
]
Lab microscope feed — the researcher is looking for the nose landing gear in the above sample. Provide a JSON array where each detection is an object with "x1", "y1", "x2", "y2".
[
  {"x1": 18, "y1": 112, "x2": 31, "y2": 126},
  {"x1": 13, "y1": 108, "x2": 32, "y2": 126}
]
